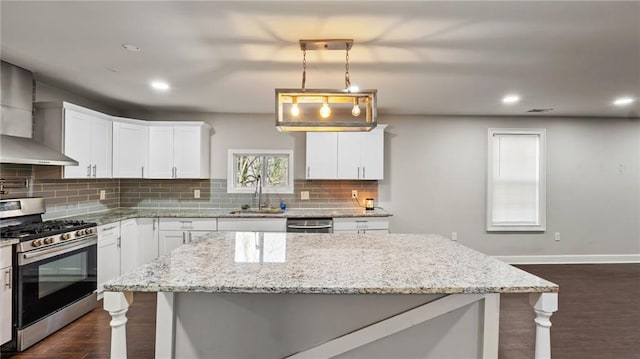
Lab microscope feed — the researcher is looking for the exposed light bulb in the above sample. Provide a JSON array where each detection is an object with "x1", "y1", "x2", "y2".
[
  {"x1": 320, "y1": 98, "x2": 331, "y2": 118},
  {"x1": 351, "y1": 98, "x2": 361, "y2": 117},
  {"x1": 290, "y1": 98, "x2": 300, "y2": 117}
]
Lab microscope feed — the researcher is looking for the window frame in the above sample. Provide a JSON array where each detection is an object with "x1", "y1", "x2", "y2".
[
  {"x1": 486, "y1": 128, "x2": 546, "y2": 232},
  {"x1": 227, "y1": 149, "x2": 294, "y2": 194}
]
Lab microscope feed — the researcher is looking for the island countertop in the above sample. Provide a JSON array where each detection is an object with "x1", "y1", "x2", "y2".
[{"x1": 104, "y1": 232, "x2": 558, "y2": 295}]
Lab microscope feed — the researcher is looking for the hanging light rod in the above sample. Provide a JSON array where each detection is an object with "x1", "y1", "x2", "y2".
[
  {"x1": 275, "y1": 39, "x2": 378, "y2": 132},
  {"x1": 299, "y1": 39, "x2": 353, "y2": 51}
]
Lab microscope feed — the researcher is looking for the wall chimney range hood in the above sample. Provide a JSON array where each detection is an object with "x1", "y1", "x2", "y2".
[
  {"x1": 0, "y1": 61, "x2": 78, "y2": 166},
  {"x1": 0, "y1": 134, "x2": 79, "y2": 166}
]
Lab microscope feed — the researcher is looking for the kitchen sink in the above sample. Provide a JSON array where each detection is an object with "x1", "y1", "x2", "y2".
[{"x1": 228, "y1": 208, "x2": 284, "y2": 214}]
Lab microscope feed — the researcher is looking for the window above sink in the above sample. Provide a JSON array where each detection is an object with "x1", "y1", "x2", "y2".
[{"x1": 227, "y1": 149, "x2": 294, "y2": 194}]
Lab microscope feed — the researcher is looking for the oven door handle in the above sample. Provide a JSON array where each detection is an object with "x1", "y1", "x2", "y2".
[{"x1": 19, "y1": 237, "x2": 97, "y2": 266}]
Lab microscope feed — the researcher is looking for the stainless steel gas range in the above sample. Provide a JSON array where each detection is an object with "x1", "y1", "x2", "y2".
[{"x1": 0, "y1": 197, "x2": 97, "y2": 352}]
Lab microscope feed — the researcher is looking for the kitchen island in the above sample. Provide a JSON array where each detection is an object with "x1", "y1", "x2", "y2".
[{"x1": 104, "y1": 232, "x2": 558, "y2": 359}]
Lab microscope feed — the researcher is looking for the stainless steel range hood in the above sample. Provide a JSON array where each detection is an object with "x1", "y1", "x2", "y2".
[
  {"x1": 0, "y1": 134, "x2": 78, "y2": 165},
  {"x1": 0, "y1": 61, "x2": 78, "y2": 166}
]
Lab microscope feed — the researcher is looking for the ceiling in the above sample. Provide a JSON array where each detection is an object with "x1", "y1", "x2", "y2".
[{"x1": 1, "y1": 1, "x2": 639, "y2": 118}]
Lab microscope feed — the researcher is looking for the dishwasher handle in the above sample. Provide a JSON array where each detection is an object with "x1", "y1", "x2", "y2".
[{"x1": 287, "y1": 224, "x2": 333, "y2": 230}]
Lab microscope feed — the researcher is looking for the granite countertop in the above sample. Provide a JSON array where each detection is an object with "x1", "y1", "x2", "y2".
[
  {"x1": 104, "y1": 232, "x2": 558, "y2": 295},
  {"x1": 63, "y1": 207, "x2": 392, "y2": 225},
  {"x1": 0, "y1": 238, "x2": 19, "y2": 248}
]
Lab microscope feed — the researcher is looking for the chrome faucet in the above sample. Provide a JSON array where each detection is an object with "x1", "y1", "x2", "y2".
[{"x1": 255, "y1": 174, "x2": 263, "y2": 209}]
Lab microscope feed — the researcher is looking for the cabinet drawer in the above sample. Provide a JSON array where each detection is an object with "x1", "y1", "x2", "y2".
[
  {"x1": 98, "y1": 222, "x2": 120, "y2": 239},
  {"x1": 159, "y1": 218, "x2": 217, "y2": 231},
  {"x1": 217, "y1": 218, "x2": 286, "y2": 232},
  {"x1": 333, "y1": 217, "x2": 389, "y2": 231},
  {"x1": 0, "y1": 246, "x2": 11, "y2": 268}
]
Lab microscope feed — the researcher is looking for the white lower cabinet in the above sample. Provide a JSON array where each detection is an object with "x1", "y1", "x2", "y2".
[
  {"x1": 1, "y1": 245, "x2": 12, "y2": 345},
  {"x1": 97, "y1": 222, "x2": 121, "y2": 293},
  {"x1": 217, "y1": 218, "x2": 286, "y2": 232},
  {"x1": 332, "y1": 217, "x2": 390, "y2": 234},
  {"x1": 120, "y1": 218, "x2": 159, "y2": 274},
  {"x1": 158, "y1": 218, "x2": 217, "y2": 256}
]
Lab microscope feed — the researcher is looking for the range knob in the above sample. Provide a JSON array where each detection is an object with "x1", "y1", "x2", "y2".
[
  {"x1": 60, "y1": 233, "x2": 71, "y2": 240},
  {"x1": 75, "y1": 229, "x2": 85, "y2": 236},
  {"x1": 85, "y1": 228, "x2": 94, "y2": 235},
  {"x1": 44, "y1": 237, "x2": 55, "y2": 244},
  {"x1": 32, "y1": 239, "x2": 44, "y2": 247}
]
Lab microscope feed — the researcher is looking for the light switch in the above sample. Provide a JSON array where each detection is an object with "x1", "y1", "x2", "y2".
[
  {"x1": 194, "y1": 189, "x2": 201, "y2": 198},
  {"x1": 99, "y1": 190, "x2": 106, "y2": 200},
  {"x1": 300, "y1": 191, "x2": 310, "y2": 200}
]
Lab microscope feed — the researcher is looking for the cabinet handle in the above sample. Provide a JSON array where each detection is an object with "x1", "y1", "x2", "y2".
[
  {"x1": 117, "y1": 236, "x2": 121, "y2": 248},
  {"x1": 174, "y1": 167, "x2": 178, "y2": 178},
  {"x1": 357, "y1": 167, "x2": 360, "y2": 179},
  {"x1": 363, "y1": 167, "x2": 366, "y2": 179},
  {"x1": 4, "y1": 268, "x2": 11, "y2": 289},
  {"x1": 188, "y1": 232, "x2": 193, "y2": 243},
  {"x1": 153, "y1": 218, "x2": 156, "y2": 231},
  {"x1": 87, "y1": 165, "x2": 91, "y2": 177},
  {"x1": 92, "y1": 165, "x2": 97, "y2": 178},
  {"x1": 141, "y1": 166, "x2": 144, "y2": 178},
  {"x1": 307, "y1": 166, "x2": 310, "y2": 178},
  {"x1": 182, "y1": 232, "x2": 186, "y2": 244}
]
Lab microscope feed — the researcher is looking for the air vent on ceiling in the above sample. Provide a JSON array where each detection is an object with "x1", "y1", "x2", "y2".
[{"x1": 527, "y1": 108, "x2": 554, "y2": 113}]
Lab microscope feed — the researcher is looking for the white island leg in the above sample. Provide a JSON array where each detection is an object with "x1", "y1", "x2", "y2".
[
  {"x1": 104, "y1": 291, "x2": 134, "y2": 359},
  {"x1": 529, "y1": 292, "x2": 558, "y2": 359}
]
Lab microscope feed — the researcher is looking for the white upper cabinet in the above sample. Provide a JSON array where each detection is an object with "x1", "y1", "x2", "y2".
[
  {"x1": 34, "y1": 102, "x2": 112, "y2": 179},
  {"x1": 306, "y1": 125, "x2": 386, "y2": 180},
  {"x1": 148, "y1": 123, "x2": 210, "y2": 179},
  {"x1": 306, "y1": 132, "x2": 338, "y2": 179},
  {"x1": 113, "y1": 119, "x2": 149, "y2": 178}
]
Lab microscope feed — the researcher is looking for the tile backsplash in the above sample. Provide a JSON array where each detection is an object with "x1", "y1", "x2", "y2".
[
  {"x1": 119, "y1": 179, "x2": 377, "y2": 210},
  {"x1": 1, "y1": 164, "x2": 377, "y2": 218}
]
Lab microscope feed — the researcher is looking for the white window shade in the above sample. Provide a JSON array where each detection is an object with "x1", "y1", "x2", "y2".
[{"x1": 487, "y1": 129, "x2": 546, "y2": 231}]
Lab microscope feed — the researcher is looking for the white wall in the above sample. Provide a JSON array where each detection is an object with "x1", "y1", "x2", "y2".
[
  {"x1": 378, "y1": 115, "x2": 640, "y2": 257},
  {"x1": 35, "y1": 81, "x2": 123, "y2": 115}
]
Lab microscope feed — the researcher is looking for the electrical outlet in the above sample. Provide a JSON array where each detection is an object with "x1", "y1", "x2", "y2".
[
  {"x1": 352, "y1": 190, "x2": 358, "y2": 198},
  {"x1": 451, "y1": 232, "x2": 458, "y2": 241},
  {"x1": 300, "y1": 191, "x2": 310, "y2": 200},
  {"x1": 554, "y1": 232, "x2": 560, "y2": 241},
  {"x1": 99, "y1": 190, "x2": 106, "y2": 200},
  {"x1": 194, "y1": 189, "x2": 200, "y2": 198}
]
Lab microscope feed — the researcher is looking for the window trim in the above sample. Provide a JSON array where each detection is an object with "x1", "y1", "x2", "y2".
[
  {"x1": 486, "y1": 128, "x2": 546, "y2": 232},
  {"x1": 227, "y1": 149, "x2": 294, "y2": 194}
]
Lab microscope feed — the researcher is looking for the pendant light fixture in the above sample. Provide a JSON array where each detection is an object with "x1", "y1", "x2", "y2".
[{"x1": 276, "y1": 39, "x2": 377, "y2": 132}]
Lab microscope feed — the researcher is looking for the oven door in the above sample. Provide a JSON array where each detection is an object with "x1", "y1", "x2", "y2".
[{"x1": 16, "y1": 237, "x2": 97, "y2": 328}]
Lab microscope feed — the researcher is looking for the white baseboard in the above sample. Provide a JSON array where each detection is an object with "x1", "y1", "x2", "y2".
[{"x1": 494, "y1": 254, "x2": 640, "y2": 265}]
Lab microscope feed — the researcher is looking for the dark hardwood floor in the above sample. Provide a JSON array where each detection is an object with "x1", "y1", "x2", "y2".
[{"x1": 2, "y1": 264, "x2": 639, "y2": 359}]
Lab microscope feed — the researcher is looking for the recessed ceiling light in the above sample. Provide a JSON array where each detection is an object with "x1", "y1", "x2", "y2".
[
  {"x1": 502, "y1": 94, "x2": 521, "y2": 104},
  {"x1": 122, "y1": 44, "x2": 141, "y2": 52},
  {"x1": 612, "y1": 97, "x2": 635, "y2": 106},
  {"x1": 150, "y1": 81, "x2": 170, "y2": 91}
]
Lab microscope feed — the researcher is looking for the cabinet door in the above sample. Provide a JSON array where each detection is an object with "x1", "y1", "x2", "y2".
[
  {"x1": 90, "y1": 117, "x2": 112, "y2": 178},
  {"x1": 113, "y1": 122, "x2": 148, "y2": 178},
  {"x1": 159, "y1": 231, "x2": 185, "y2": 255},
  {"x1": 173, "y1": 126, "x2": 201, "y2": 178},
  {"x1": 337, "y1": 132, "x2": 362, "y2": 179},
  {"x1": 0, "y1": 266, "x2": 11, "y2": 345},
  {"x1": 63, "y1": 110, "x2": 93, "y2": 178},
  {"x1": 148, "y1": 127, "x2": 175, "y2": 178},
  {"x1": 119, "y1": 219, "x2": 138, "y2": 274},
  {"x1": 360, "y1": 128, "x2": 384, "y2": 179},
  {"x1": 306, "y1": 132, "x2": 338, "y2": 179},
  {"x1": 97, "y1": 234, "x2": 120, "y2": 293},
  {"x1": 137, "y1": 218, "x2": 159, "y2": 265}
]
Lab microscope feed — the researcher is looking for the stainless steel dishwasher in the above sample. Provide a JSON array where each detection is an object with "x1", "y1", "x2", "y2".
[{"x1": 286, "y1": 218, "x2": 333, "y2": 233}]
